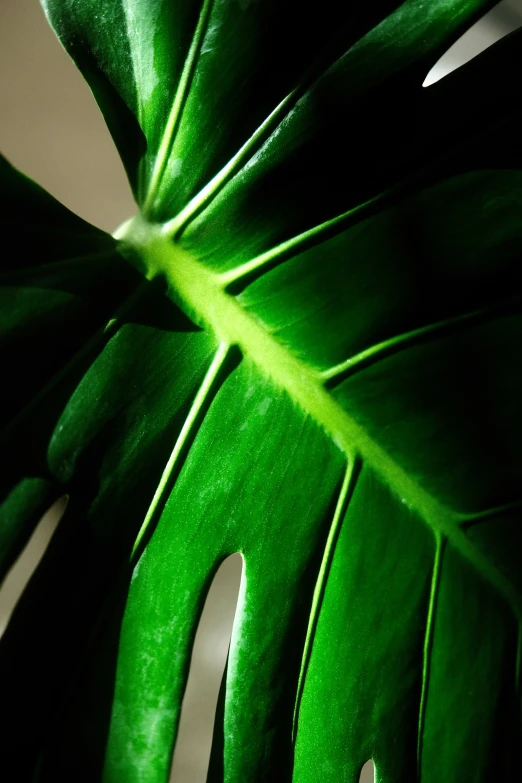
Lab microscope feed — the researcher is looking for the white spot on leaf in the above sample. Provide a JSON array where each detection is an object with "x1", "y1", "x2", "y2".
[
  {"x1": 167, "y1": 157, "x2": 183, "y2": 179},
  {"x1": 257, "y1": 397, "x2": 272, "y2": 416}
]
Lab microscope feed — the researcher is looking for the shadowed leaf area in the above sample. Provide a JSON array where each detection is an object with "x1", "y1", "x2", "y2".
[{"x1": 1, "y1": 0, "x2": 522, "y2": 780}]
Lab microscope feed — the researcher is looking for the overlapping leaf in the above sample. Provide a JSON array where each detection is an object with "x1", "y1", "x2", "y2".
[{"x1": 1, "y1": 1, "x2": 522, "y2": 781}]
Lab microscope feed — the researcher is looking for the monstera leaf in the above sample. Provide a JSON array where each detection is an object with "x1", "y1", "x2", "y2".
[{"x1": 2, "y1": 0, "x2": 522, "y2": 780}]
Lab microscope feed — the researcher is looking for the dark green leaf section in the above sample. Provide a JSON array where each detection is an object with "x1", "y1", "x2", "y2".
[
  {"x1": 3, "y1": 2, "x2": 522, "y2": 782},
  {"x1": 0, "y1": 306, "x2": 217, "y2": 780},
  {"x1": 237, "y1": 171, "x2": 522, "y2": 371},
  {"x1": 0, "y1": 154, "x2": 112, "y2": 260},
  {"x1": 467, "y1": 509, "x2": 522, "y2": 597},
  {"x1": 178, "y1": 0, "x2": 507, "y2": 271},
  {"x1": 0, "y1": 153, "x2": 134, "y2": 434},
  {"x1": 150, "y1": 0, "x2": 409, "y2": 220},
  {"x1": 0, "y1": 161, "x2": 218, "y2": 779},
  {"x1": 334, "y1": 315, "x2": 522, "y2": 512},
  {"x1": 0, "y1": 155, "x2": 140, "y2": 574},
  {"x1": 420, "y1": 543, "x2": 519, "y2": 782},
  {"x1": 293, "y1": 472, "x2": 522, "y2": 783},
  {"x1": 42, "y1": 0, "x2": 409, "y2": 211},
  {"x1": 42, "y1": 0, "x2": 497, "y2": 223},
  {"x1": 293, "y1": 466, "x2": 435, "y2": 782}
]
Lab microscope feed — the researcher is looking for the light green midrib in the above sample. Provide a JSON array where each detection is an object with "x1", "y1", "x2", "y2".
[{"x1": 119, "y1": 217, "x2": 522, "y2": 618}]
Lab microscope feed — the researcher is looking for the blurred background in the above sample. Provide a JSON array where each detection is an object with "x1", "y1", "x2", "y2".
[{"x1": 1, "y1": 1, "x2": 521, "y2": 781}]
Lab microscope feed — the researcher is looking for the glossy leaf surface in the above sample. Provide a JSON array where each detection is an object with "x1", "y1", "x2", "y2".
[{"x1": 2, "y1": 1, "x2": 522, "y2": 781}]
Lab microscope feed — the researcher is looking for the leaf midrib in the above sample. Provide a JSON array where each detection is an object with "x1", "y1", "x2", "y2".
[{"x1": 120, "y1": 216, "x2": 522, "y2": 619}]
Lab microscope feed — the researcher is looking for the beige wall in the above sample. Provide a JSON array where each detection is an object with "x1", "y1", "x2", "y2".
[{"x1": 0, "y1": 0, "x2": 135, "y2": 231}]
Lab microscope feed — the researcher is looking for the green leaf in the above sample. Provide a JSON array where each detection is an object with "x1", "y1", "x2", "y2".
[{"x1": 2, "y1": 2, "x2": 522, "y2": 781}]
